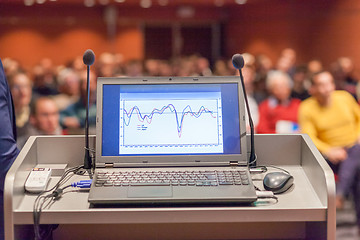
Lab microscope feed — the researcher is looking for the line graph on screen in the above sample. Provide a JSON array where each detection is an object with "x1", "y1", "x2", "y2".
[
  {"x1": 119, "y1": 97, "x2": 223, "y2": 154},
  {"x1": 124, "y1": 103, "x2": 217, "y2": 138}
]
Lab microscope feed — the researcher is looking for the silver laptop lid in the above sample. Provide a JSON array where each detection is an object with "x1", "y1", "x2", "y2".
[{"x1": 95, "y1": 76, "x2": 248, "y2": 167}]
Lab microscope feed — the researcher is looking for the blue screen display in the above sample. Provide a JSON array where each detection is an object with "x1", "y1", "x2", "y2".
[{"x1": 101, "y1": 83, "x2": 241, "y2": 156}]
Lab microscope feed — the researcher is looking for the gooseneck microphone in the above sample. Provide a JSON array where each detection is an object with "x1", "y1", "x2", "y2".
[
  {"x1": 232, "y1": 53, "x2": 256, "y2": 166},
  {"x1": 83, "y1": 49, "x2": 95, "y2": 173}
]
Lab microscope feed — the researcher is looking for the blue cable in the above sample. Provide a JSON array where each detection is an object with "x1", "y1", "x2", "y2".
[{"x1": 71, "y1": 180, "x2": 92, "y2": 188}]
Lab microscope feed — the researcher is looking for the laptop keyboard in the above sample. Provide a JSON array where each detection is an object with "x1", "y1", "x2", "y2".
[{"x1": 94, "y1": 170, "x2": 250, "y2": 187}]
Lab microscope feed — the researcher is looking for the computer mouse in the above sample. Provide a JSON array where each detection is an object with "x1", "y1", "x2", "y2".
[{"x1": 263, "y1": 172, "x2": 294, "y2": 194}]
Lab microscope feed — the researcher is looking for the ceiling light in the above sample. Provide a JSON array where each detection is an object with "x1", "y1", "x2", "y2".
[
  {"x1": 158, "y1": 0, "x2": 168, "y2": 6},
  {"x1": 99, "y1": 0, "x2": 109, "y2": 5},
  {"x1": 140, "y1": 0, "x2": 152, "y2": 8},
  {"x1": 177, "y1": 6, "x2": 195, "y2": 18},
  {"x1": 235, "y1": 0, "x2": 247, "y2": 4},
  {"x1": 214, "y1": 0, "x2": 224, "y2": 7},
  {"x1": 36, "y1": 0, "x2": 46, "y2": 4},
  {"x1": 24, "y1": 0, "x2": 35, "y2": 6},
  {"x1": 114, "y1": 0, "x2": 125, "y2": 2},
  {"x1": 84, "y1": 0, "x2": 95, "y2": 7}
]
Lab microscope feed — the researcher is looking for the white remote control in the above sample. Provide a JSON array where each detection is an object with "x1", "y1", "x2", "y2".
[{"x1": 25, "y1": 168, "x2": 52, "y2": 193}]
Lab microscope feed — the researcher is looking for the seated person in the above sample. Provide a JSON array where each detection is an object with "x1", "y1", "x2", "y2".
[
  {"x1": 298, "y1": 71, "x2": 360, "y2": 228},
  {"x1": 257, "y1": 70, "x2": 301, "y2": 133}
]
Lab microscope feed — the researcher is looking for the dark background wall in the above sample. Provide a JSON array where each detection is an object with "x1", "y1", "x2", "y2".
[
  {"x1": 0, "y1": 0, "x2": 359, "y2": 73},
  {"x1": 226, "y1": 0, "x2": 360, "y2": 70}
]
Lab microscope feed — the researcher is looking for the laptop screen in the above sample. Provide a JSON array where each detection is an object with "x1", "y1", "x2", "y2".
[{"x1": 96, "y1": 77, "x2": 248, "y2": 166}]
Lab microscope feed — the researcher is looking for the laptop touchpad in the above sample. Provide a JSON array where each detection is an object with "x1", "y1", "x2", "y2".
[{"x1": 127, "y1": 186, "x2": 173, "y2": 198}]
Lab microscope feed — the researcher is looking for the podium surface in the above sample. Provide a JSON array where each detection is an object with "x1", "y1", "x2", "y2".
[{"x1": 4, "y1": 134, "x2": 336, "y2": 240}]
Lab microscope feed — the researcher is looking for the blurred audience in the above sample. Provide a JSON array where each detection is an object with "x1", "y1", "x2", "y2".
[
  {"x1": 124, "y1": 59, "x2": 144, "y2": 77},
  {"x1": 241, "y1": 64, "x2": 259, "y2": 132},
  {"x1": 298, "y1": 71, "x2": 360, "y2": 228},
  {"x1": 253, "y1": 54, "x2": 273, "y2": 104},
  {"x1": 196, "y1": 56, "x2": 212, "y2": 76},
  {"x1": 32, "y1": 58, "x2": 58, "y2": 97},
  {"x1": 60, "y1": 69, "x2": 97, "y2": 133},
  {"x1": 331, "y1": 57, "x2": 359, "y2": 100},
  {"x1": 69, "y1": 55, "x2": 86, "y2": 73},
  {"x1": 291, "y1": 65, "x2": 311, "y2": 101},
  {"x1": 52, "y1": 68, "x2": 81, "y2": 111},
  {"x1": 276, "y1": 48, "x2": 297, "y2": 77},
  {"x1": 213, "y1": 58, "x2": 230, "y2": 76},
  {"x1": 97, "y1": 52, "x2": 122, "y2": 77},
  {"x1": 3, "y1": 49, "x2": 360, "y2": 142},
  {"x1": 2, "y1": 58, "x2": 22, "y2": 77},
  {"x1": 257, "y1": 70, "x2": 301, "y2": 134},
  {"x1": 144, "y1": 59, "x2": 161, "y2": 76}
]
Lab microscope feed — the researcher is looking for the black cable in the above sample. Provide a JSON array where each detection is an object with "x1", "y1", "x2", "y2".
[
  {"x1": 254, "y1": 194, "x2": 279, "y2": 205},
  {"x1": 248, "y1": 153, "x2": 258, "y2": 166},
  {"x1": 253, "y1": 165, "x2": 291, "y2": 175},
  {"x1": 33, "y1": 186, "x2": 71, "y2": 239},
  {"x1": 32, "y1": 165, "x2": 83, "y2": 240}
]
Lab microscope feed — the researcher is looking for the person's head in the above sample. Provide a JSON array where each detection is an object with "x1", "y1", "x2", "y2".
[
  {"x1": 2, "y1": 58, "x2": 21, "y2": 76},
  {"x1": 266, "y1": 70, "x2": 293, "y2": 102},
  {"x1": 33, "y1": 58, "x2": 56, "y2": 87},
  {"x1": 196, "y1": 57, "x2": 211, "y2": 75},
  {"x1": 338, "y1": 57, "x2": 354, "y2": 75},
  {"x1": 242, "y1": 53, "x2": 255, "y2": 67},
  {"x1": 255, "y1": 54, "x2": 273, "y2": 73},
  {"x1": 293, "y1": 65, "x2": 308, "y2": 86},
  {"x1": 309, "y1": 71, "x2": 335, "y2": 106},
  {"x1": 281, "y1": 48, "x2": 296, "y2": 66},
  {"x1": 276, "y1": 56, "x2": 293, "y2": 73},
  {"x1": 145, "y1": 59, "x2": 160, "y2": 76},
  {"x1": 30, "y1": 97, "x2": 60, "y2": 135},
  {"x1": 57, "y1": 68, "x2": 80, "y2": 96},
  {"x1": 214, "y1": 58, "x2": 229, "y2": 76},
  {"x1": 307, "y1": 59, "x2": 323, "y2": 75},
  {"x1": 9, "y1": 72, "x2": 33, "y2": 111},
  {"x1": 158, "y1": 60, "x2": 173, "y2": 76},
  {"x1": 98, "y1": 52, "x2": 116, "y2": 77},
  {"x1": 124, "y1": 59, "x2": 143, "y2": 77},
  {"x1": 71, "y1": 55, "x2": 86, "y2": 72}
]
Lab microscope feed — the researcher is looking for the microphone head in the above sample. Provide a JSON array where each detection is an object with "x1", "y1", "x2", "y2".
[
  {"x1": 83, "y1": 49, "x2": 95, "y2": 66},
  {"x1": 232, "y1": 53, "x2": 245, "y2": 70}
]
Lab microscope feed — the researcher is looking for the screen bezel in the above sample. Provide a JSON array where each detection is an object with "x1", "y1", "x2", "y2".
[{"x1": 95, "y1": 76, "x2": 248, "y2": 167}]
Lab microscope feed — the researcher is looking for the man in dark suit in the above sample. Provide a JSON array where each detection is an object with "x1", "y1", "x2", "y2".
[{"x1": 0, "y1": 58, "x2": 19, "y2": 239}]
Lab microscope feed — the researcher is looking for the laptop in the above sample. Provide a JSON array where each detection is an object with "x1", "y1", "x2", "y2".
[{"x1": 88, "y1": 76, "x2": 257, "y2": 206}]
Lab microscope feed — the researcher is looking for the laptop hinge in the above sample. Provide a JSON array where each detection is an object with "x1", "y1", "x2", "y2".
[
  {"x1": 95, "y1": 163, "x2": 113, "y2": 168},
  {"x1": 229, "y1": 161, "x2": 239, "y2": 166}
]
